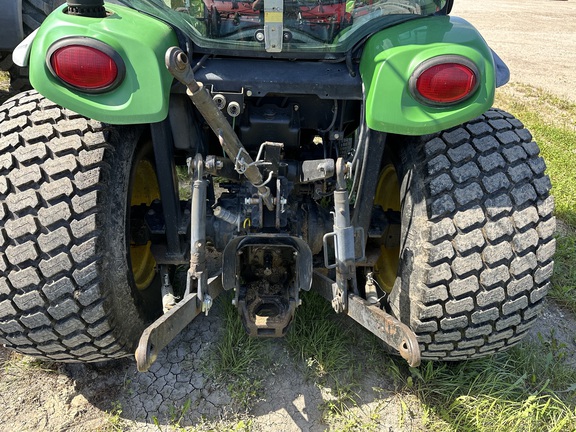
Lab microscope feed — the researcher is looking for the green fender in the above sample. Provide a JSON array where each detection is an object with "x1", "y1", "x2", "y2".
[
  {"x1": 29, "y1": 4, "x2": 178, "y2": 124},
  {"x1": 360, "y1": 16, "x2": 496, "y2": 136}
]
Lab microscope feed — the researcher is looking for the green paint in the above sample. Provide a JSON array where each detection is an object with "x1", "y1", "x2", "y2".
[
  {"x1": 29, "y1": 4, "x2": 178, "y2": 124},
  {"x1": 29, "y1": 6, "x2": 494, "y2": 132},
  {"x1": 360, "y1": 16, "x2": 496, "y2": 135}
]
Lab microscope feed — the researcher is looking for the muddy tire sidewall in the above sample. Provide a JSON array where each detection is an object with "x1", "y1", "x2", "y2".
[
  {"x1": 0, "y1": 91, "x2": 156, "y2": 362},
  {"x1": 387, "y1": 109, "x2": 555, "y2": 360}
]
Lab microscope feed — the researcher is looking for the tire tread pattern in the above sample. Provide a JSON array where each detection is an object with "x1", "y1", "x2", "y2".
[
  {"x1": 406, "y1": 109, "x2": 555, "y2": 359},
  {"x1": 0, "y1": 91, "x2": 135, "y2": 362}
]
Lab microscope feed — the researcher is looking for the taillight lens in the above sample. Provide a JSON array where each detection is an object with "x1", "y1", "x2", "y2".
[
  {"x1": 412, "y1": 60, "x2": 478, "y2": 105},
  {"x1": 48, "y1": 41, "x2": 123, "y2": 92}
]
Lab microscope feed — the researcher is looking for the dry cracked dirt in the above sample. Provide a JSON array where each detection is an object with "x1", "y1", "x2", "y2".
[
  {"x1": 1, "y1": 290, "x2": 417, "y2": 432},
  {"x1": 1, "y1": 0, "x2": 576, "y2": 431}
]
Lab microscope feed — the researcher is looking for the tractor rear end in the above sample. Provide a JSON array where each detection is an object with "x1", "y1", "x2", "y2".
[{"x1": 0, "y1": 0, "x2": 555, "y2": 372}]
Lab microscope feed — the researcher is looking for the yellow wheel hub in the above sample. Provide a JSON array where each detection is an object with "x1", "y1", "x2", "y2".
[
  {"x1": 373, "y1": 164, "x2": 401, "y2": 293},
  {"x1": 130, "y1": 159, "x2": 159, "y2": 291}
]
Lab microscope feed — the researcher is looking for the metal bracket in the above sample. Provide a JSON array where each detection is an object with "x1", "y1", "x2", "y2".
[
  {"x1": 222, "y1": 235, "x2": 313, "y2": 292},
  {"x1": 322, "y1": 227, "x2": 365, "y2": 270},
  {"x1": 312, "y1": 270, "x2": 421, "y2": 367},
  {"x1": 209, "y1": 85, "x2": 245, "y2": 118},
  {"x1": 135, "y1": 273, "x2": 224, "y2": 372},
  {"x1": 160, "y1": 265, "x2": 176, "y2": 313},
  {"x1": 264, "y1": 0, "x2": 284, "y2": 52},
  {"x1": 166, "y1": 47, "x2": 275, "y2": 211},
  {"x1": 222, "y1": 234, "x2": 312, "y2": 338}
]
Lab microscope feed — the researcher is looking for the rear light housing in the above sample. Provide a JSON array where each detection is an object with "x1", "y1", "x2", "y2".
[
  {"x1": 410, "y1": 56, "x2": 479, "y2": 106},
  {"x1": 47, "y1": 38, "x2": 125, "y2": 93}
]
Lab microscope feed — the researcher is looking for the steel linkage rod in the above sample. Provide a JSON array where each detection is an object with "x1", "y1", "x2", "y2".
[
  {"x1": 312, "y1": 270, "x2": 421, "y2": 367},
  {"x1": 165, "y1": 47, "x2": 274, "y2": 211}
]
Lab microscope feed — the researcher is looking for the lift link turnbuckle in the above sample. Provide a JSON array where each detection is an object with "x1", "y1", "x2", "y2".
[
  {"x1": 165, "y1": 47, "x2": 275, "y2": 211},
  {"x1": 135, "y1": 154, "x2": 221, "y2": 373},
  {"x1": 323, "y1": 158, "x2": 365, "y2": 313},
  {"x1": 187, "y1": 154, "x2": 211, "y2": 314}
]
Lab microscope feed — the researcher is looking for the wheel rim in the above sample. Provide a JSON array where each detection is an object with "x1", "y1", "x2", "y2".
[
  {"x1": 373, "y1": 163, "x2": 401, "y2": 293},
  {"x1": 130, "y1": 159, "x2": 159, "y2": 291}
]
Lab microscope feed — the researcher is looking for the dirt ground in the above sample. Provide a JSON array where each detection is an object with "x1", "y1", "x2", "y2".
[
  {"x1": 1, "y1": 1, "x2": 576, "y2": 431},
  {"x1": 453, "y1": 0, "x2": 576, "y2": 103}
]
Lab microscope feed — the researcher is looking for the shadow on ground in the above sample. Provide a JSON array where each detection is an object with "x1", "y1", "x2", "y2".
[{"x1": 56, "y1": 298, "x2": 406, "y2": 431}]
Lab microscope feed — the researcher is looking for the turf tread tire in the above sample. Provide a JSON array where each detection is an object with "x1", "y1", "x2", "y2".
[
  {"x1": 0, "y1": 91, "x2": 153, "y2": 362},
  {"x1": 388, "y1": 108, "x2": 555, "y2": 361}
]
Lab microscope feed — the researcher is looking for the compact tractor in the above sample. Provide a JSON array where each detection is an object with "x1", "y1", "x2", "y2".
[{"x1": 0, "y1": 0, "x2": 555, "y2": 372}]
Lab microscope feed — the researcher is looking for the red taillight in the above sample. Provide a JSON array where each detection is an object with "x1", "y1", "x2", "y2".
[
  {"x1": 49, "y1": 43, "x2": 121, "y2": 91},
  {"x1": 413, "y1": 62, "x2": 478, "y2": 105}
]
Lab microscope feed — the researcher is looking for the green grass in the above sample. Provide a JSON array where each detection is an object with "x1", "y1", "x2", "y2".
[
  {"x1": 0, "y1": 71, "x2": 9, "y2": 93},
  {"x1": 207, "y1": 295, "x2": 269, "y2": 411},
  {"x1": 551, "y1": 234, "x2": 576, "y2": 314},
  {"x1": 1, "y1": 351, "x2": 58, "y2": 382},
  {"x1": 496, "y1": 84, "x2": 576, "y2": 228},
  {"x1": 407, "y1": 337, "x2": 576, "y2": 432},
  {"x1": 286, "y1": 291, "x2": 356, "y2": 380},
  {"x1": 496, "y1": 84, "x2": 576, "y2": 313},
  {"x1": 286, "y1": 291, "x2": 367, "y2": 425},
  {"x1": 282, "y1": 290, "x2": 576, "y2": 431},
  {"x1": 209, "y1": 290, "x2": 388, "y2": 429},
  {"x1": 186, "y1": 417, "x2": 254, "y2": 432},
  {"x1": 104, "y1": 401, "x2": 126, "y2": 432},
  {"x1": 176, "y1": 164, "x2": 192, "y2": 200}
]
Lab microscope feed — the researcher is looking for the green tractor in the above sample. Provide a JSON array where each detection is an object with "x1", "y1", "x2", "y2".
[{"x1": 0, "y1": 0, "x2": 555, "y2": 371}]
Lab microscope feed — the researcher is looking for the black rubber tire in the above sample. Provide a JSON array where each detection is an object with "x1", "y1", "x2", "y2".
[
  {"x1": 22, "y1": 0, "x2": 66, "y2": 34},
  {"x1": 0, "y1": 91, "x2": 158, "y2": 362},
  {"x1": 387, "y1": 109, "x2": 555, "y2": 361},
  {"x1": 2, "y1": 1, "x2": 66, "y2": 92}
]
